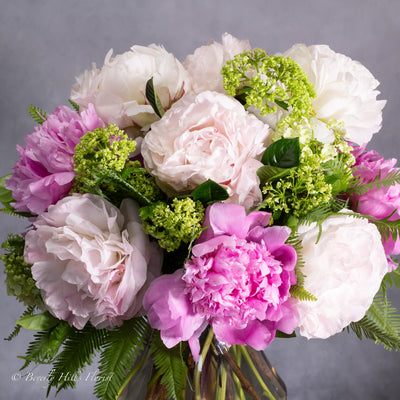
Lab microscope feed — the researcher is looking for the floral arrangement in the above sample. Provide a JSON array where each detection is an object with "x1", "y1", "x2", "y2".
[{"x1": 1, "y1": 33, "x2": 400, "y2": 400}]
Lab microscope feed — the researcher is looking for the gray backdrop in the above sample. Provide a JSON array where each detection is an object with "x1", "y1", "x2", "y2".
[{"x1": 1, "y1": 1, "x2": 399, "y2": 399}]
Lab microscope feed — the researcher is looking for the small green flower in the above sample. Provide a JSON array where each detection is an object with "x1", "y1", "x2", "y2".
[
  {"x1": 1, "y1": 234, "x2": 43, "y2": 307},
  {"x1": 140, "y1": 198, "x2": 205, "y2": 252},
  {"x1": 222, "y1": 49, "x2": 315, "y2": 127},
  {"x1": 73, "y1": 124, "x2": 136, "y2": 191}
]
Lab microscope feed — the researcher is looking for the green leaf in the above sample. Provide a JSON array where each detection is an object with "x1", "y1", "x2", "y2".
[
  {"x1": 16, "y1": 311, "x2": 59, "y2": 331},
  {"x1": 47, "y1": 324, "x2": 109, "y2": 396},
  {"x1": 275, "y1": 330, "x2": 296, "y2": 338},
  {"x1": 27, "y1": 105, "x2": 47, "y2": 124},
  {"x1": 145, "y1": 77, "x2": 165, "y2": 118},
  {"x1": 289, "y1": 285, "x2": 317, "y2": 301},
  {"x1": 94, "y1": 317, "x2": 152, "y2": 400},
  {"x1": 19, "y1": 321, "x2": 72, "y2": 369},
  {"x1": 261, "y1": 137, "x2": 300, "y2": 168},
  {"x1": 0, "y1": 175, "x2": 14, "y2": 208},
  {"x1": 347, "y1": 291, "x2": 400, "y2": 352},
  {"x1": 68, "y1": 99, "x2": 80, "y2": 112},
  {"x1": 149, "y1": 331, "x2": 188, "y2": 400},
  {"x1": 348, "y1": 168, "x2": 400, "y2": 196},
  {"x1": 192, "y1": 179, "x2": 229, "y2": 204},
  {"x1": 257, "y1": 165, "x2": 293, "y2": 187}
]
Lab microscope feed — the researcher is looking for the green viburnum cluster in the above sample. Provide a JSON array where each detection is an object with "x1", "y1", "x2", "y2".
[
  {"x1": 222, "y1": 49, "x2": 316, "y2": 125},
  {"x1": 140, "y1": 197, "x2": 205, "y2": 252},
  {"x1": 72, "y1": 125, "x2": 161, "y2": 202},
  {"x1": 1, "y1": 234, "x2": 43, "y2": 307},
  {"x1": 262, "y1": 150, "x2": 332, "y2": 218},
  {"x1": 261, "y1": 122, "x2": 354, "y2": 218}
]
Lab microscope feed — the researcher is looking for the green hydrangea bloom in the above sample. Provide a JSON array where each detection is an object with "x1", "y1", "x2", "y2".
[
  {"x1": 1, "y1": 234, "x2": 43, "y2": 307},
  {"x1": 222, "y1": 49, "x2": 315, "y2": 126},
  {"x1": 140, "y1": 198, "x2": 205, "y2": 252}
]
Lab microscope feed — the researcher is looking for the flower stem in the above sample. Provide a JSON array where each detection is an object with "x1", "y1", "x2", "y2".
[
  {"x1": 194, "y1": 327, "x2": 215, "y2": 400},
  {"x1": 239, "y1": 347, "x2": 276, "y2": 400}
]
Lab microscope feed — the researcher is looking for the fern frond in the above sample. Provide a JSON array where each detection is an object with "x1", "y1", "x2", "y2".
[
  {"x1": 323, "y1": 155, "x2": 354, "y2": 195},
  {"x1": 19, "y1": 321, "x2": 72, "y2": 370},
  {"x1": 347, "y1": 291, "x2": 400, "y2": 352},
  {"x1": 348, "y1": 169, "x2": 400, "y2": 196},
  {"x1": 298, "y1": 198, "x2": 349, "y2": 226},
  {"x1": 27, "y1": 105, "x2": 47, "y2": 124},
  {"x1": 287, "y1": 236, "x2": 306, "y2": 286},
  {"x1": 5, "y1": 305, "x2": 35, "y2": 341},
  {"x1": 47, "y1": 324, "x2": 109, "y2": 396},
  {"x1": 94, "y1": 317, "x2": 153, "y2": 400},
  {"x1": 68, "y1": 99, "x2": 80, "y2": 112},
  {"x1": 381, "y1": 268, "x2": 400, "y2": 291},
  {"x1": 367, "y1": 214, "x2": 400, "y2": 242},
  {"x1": 149, "y1": 331, "x2": 188, "y2": 400},
  {"x1": 289, "y1": 285, "x2": 317, "y2": 301}
]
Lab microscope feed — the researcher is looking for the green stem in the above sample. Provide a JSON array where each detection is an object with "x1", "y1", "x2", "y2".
[
  {"x1": 230, "y1": 346, "x2": 246, "y2": 400},
  {"x1": 216, "y1": 363, "x2": 227, "y2": 400},
  {"x1": 194, "y1": 327, "x2": 215, "y2": 400},
  {"x1": 239, "y1": 347, "x2": 276, "y2": 400},
  {"x1": 116, "y1": 350, "x2": 149, "y2": 399}
]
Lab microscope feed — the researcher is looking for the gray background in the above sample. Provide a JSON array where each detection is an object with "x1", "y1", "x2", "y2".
[{"x1": 1, "y1": 0, "x2": 399, "y2": 399}]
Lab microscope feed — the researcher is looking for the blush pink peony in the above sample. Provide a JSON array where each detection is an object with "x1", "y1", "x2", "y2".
[
  {"x1": 143, "y1": 203, "x2": 298, "y2": 360},
  {"x1": 5, "y1": 105, "x2": 104, "y2": 215},
  {"x1": 141, "y1": 91, "x2": 271, "y2": 210},
  {"x1": 183, "y1": 33, "x2": 251, "y2": 94},
  {"x1": 25, "y1": 194, "x2": 162, "y2": 329},
  {"x1": 71, "y1": 44, "x2": 191, "y2": 130}
]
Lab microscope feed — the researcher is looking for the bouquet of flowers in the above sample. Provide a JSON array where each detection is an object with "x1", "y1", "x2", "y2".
[{"x1": 1, "y1": 33, "x2": 400, "y2": 400}]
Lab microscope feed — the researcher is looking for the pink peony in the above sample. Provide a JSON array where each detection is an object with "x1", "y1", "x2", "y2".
[
  {"x1": 349, "y1": 146, "x2": 400, "y2": 269},
  {"x1": 183, "y1": 33, "x2": 251, "y2": 94},
  {"x1": 25, "y1": 194, "x2": 162, "y2": 329},
  {"x1": 143, "y1": 203, "x2": 298, "y2": 359},
  {"x1": 5, "y1": 105, "x2": 104, "y2": 215},
  {"x1": 141, "y1": 91, "x2": 271, "y2": 210}
]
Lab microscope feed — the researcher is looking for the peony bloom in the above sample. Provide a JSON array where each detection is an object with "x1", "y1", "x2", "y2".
[
  {"x1": 141, "y1": 91, "x2": 271, "y2": 210},
  {"x1": 143, "y1": 203, "x2": 299, "y2": 360},
  {"x1": 295, "y1": 212, "x2": 388, "y2": 339},
  {"x1": 5, "y1": 105, "x2": 104, "y2": 215},
  {"x1": 282, "y1": 44, "x2": 386, "y2": 145},
  {"x1": 349, "y1": 146, "x2": 400, "y2": 270},
  {"x1": 70, "y1": 44, "x2": 191, "y2": 130},
  {"x1": 183, "y1": 33, "x2": 251, "y2": 93},
  {"x1": 25, "y1": 194, "x2": 162, "y2": 329}
]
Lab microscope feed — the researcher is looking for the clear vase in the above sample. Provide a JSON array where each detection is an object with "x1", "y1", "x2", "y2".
[
  {"x1": 186, "y1": 341, "x2": 287, "y2": 400},
  {"x1": 121, "y1": 340, "x2": 287, "y2": 400}
]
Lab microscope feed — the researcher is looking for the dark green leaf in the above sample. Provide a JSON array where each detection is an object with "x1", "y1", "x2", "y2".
[
  {"x1": 0, "y1": 175, "x2": 14, "y2": 208},
  {"x1": 16, "y1": 312, "x2": 59, "y2": 331},
  {"x1": 145, "y1": 77, "x2": 165, "y2": 118},
  {"x1": 257, "y1": 165, "x2": 293, "y2": 187},
  {"x1": 275, "y1": 99, "x2": 289, "y2": 111},
  {"x1": 261, "y1": 137, "x2": 300, "y2": 168},
  {"x1": 275, "y1": 330, "x2": 296, "y2": 338},
  {"x1": 192, "y1": 179, "x2": 229, "y2": 204}
]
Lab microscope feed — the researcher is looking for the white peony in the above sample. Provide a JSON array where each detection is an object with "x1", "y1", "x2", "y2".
[
  {"x1": 71, "y1": 44, "x2": 191, "y2": 130},
  {"x1": 282, "y1": 44, "x2": 386, "y2": 145},
  {"x1": 141, "y1": 91, "x2": 271, "y2": 210},
  {"x1": 295, "y1": 212, "x2": 388, "y2": 339},
  {"x1": 25, "y1": 194, "x2": 162, "y2": 329},
  {"x1": 183, "y1": 33, "x2": 251, "y2": 94}
]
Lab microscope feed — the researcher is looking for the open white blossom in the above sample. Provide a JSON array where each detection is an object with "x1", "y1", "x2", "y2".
[
  {"x1": 71, "y1": 44, "x2": 191, "y2": 130},
  {"x1": 282, "y1": 44, "x2": 386, "y2": 144},
  {"x1": 295, "y1": 212, "x2": 388, "y2": 339}
]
